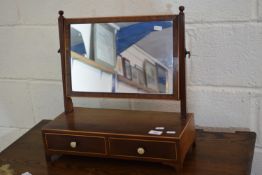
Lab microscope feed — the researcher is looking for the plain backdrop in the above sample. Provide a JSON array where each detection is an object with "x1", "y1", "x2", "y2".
[{"x1": 0, "y1": 0, "x2": 261, "y2": 174}]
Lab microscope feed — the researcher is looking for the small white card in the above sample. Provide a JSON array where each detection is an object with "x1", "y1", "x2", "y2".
[
  {"x1": 166, "y1": 131, "x2": 176, "y2": 134},
  {"x1": 154, "y1": 25, "x2": 163, "y2": 31},
  {"x1": 155, "y1": 127, "x2": 165, "y2": 130},
  {"x1": 148, "y1": 130, "x2": 163, "y2": 135}
]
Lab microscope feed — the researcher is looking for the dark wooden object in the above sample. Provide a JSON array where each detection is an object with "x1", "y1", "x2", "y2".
[
  {"x1": 58, "y1": 10, "x2": 73, "y2": 113},
  {"x1": 42, "y1": 107, "x2": 196, "y2": 171},
  {"x1": 42, "y1": 6, "x2": 195, "y2": 171},
  {"x1": 61, "y1": 10, "x2": 182, "y2": 101},
  {"x1": 1, "y1": 121, "x2": 256, "y2": 175},
  {"x1": 178, "y1": 6, "x2": 187, "y2": 117}
]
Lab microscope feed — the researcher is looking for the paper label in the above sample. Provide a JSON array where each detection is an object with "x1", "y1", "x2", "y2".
[
  {"x1": 154, "y1": 26, "x2": 162, "y2": 31},
  {"x1": 155, "y1": 127, "x2": 165, "y2": 130},
  {"x1": 166, "y1": 131, "x2": 176, "y2": 134},
  {"x1": 148, "y1": 130, "x2": 163, "y2": 135}
]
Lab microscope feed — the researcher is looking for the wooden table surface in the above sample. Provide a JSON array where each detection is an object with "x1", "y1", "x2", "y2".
[{"x1": 0, "y1": 120, "x2": 256, "y2": 175}]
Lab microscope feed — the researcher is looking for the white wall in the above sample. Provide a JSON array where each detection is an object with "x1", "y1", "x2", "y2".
[
  {"x1": 0, "y1": 0, "x2": 261, "y2": 174},
  {"x1": 71, "y1": 59, "x2": 113, "y2": 92}
]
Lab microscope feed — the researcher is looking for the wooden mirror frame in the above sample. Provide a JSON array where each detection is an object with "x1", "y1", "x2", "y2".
[{"x1": 58, "y1": 7, "x2": 186, "y2": 118}]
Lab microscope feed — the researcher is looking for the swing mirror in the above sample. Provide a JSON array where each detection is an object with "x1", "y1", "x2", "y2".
[{"x1": 64, "y1": 16, "x2": 179, "y2": 99}]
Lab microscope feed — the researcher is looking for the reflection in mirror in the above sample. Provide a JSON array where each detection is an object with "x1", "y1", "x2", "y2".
[{"x1": 70, "y1": 21, "x2": 176, "y2": 94}]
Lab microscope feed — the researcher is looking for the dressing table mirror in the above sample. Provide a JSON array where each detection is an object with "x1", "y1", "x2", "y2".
[
  {"x1": 42, "y1": 6, "x2": 196, "y2": 172},
  {"x1": 68, "y1": 19, "x2": 177, "y2": 97}
]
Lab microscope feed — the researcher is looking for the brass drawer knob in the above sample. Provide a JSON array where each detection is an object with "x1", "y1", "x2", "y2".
[
  {"x1": 70, "y1": 141, "x2": 77, "y2": 148},
  {"x1": 137, "y1": 147, "x2": 145, "y2": 155}
]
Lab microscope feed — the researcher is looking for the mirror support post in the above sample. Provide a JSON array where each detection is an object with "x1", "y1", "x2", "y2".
[
  {"x1": 58, "y1": 11, "x2": 74, "y2": 113},
  {"x1": 178, "y1": 6, "x2": 187, "y2": 119}
]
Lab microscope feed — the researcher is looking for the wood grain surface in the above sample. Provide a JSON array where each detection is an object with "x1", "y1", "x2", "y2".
[{"x1": 0, "y1": 120, "x2": 256, "y2": 175}]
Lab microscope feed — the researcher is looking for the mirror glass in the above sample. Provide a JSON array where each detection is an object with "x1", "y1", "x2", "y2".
[{"x1": 70, "y1": 21, "x2": 177, "y2": 94}]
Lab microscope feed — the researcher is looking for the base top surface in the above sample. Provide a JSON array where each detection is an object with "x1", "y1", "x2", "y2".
[{"x1": 42, "y1": 107, "x2": 193, "y2": 138}]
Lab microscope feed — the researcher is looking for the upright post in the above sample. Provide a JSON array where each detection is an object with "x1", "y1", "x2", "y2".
[
  {"x1": 178, "y1": 6, "x2": 187, "y2": 119},
  {"x1": 58, "y1": 11, "x2": 74, "y2": 113}
]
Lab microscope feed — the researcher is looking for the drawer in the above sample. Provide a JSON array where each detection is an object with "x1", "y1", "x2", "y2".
[
  {"x1": 109, "y1": 138, "x2": 176, "y2": 160},
  {"x1": 45, "y1": 133, "x2": 106, "y2": 155}
]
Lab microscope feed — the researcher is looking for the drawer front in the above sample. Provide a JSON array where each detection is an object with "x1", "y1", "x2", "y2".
[
  {"x1": 45, "y1": 134, "x2": 106, "y2": 155},
  {"x1": 109, "y1": 138, "x2": 176, "y2": 160}
]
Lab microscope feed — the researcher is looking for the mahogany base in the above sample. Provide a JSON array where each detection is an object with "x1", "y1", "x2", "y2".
[{"x1": 42, "y1": 107, "x2": 196, "y2": 171}]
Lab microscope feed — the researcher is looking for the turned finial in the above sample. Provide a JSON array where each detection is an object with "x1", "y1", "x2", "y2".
[
  {"x1": 58, "y1": 10, "x2": 64, "y2": 16},
  {"x1": 179, "y1": 6, "x2": 185, "y2": 13}
]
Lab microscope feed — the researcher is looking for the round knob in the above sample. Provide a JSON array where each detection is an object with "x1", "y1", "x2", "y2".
[
  {"x1": 179, "y1": 6, "x2": 185, "y2": 13},
  {"x1": 58, "y1": 10, "x2": 64, "y2": 16},
  {"x1": 70, "y1": 141, "x2": 77, "y2": 148},
  {"x1": 137, "y1": 147, "x2": 145, "y2": 155}
]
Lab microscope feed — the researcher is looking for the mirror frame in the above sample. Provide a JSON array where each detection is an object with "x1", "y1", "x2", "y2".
[{"x1": 60, "y1": 14, "x2": 182, "y2": 101}]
